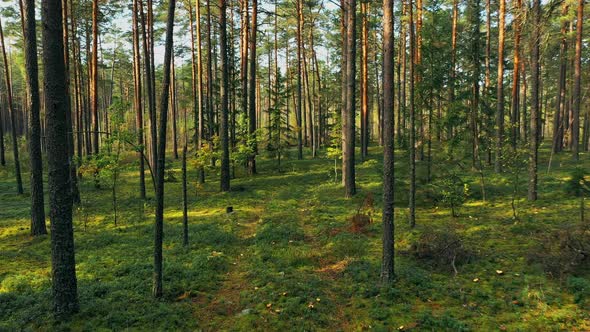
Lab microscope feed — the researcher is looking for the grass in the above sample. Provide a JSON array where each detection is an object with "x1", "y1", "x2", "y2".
[{"x1": 1, "y1": 142, "x2": 589, "y2": 331}]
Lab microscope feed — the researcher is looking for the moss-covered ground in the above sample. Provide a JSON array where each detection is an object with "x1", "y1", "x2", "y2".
[{"x1": 1, "y1": 145, "x2": 589, "y2": 331}]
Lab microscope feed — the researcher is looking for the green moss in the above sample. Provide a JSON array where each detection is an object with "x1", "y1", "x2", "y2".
[{"x1": 1, "y1": 145, "x2": 589, "y2": 330}]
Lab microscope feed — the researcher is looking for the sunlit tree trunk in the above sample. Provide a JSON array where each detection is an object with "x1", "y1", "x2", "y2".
[
  {"x1": 409, "y1": 0, "x2": 416, "y2": 227},
  {"x1": 398, "y1": 0, "x2": 407, "y2": 145},
  {"x1": 528, "y1": 0, "x2": 540, "y2": 201},
  {"x1": 552, "y1": 2, "x2": 568, "y2": 154},
  {"x1": 296, "y1": 0, "x2": 304, "y2": 160},
  {"x1": 69, "y1": 0, "x2": 83, "y2": 163},
  {"x1": 240, "y1": 0, "x2": 249, "y2": 143},
  {"x1": 495, "y1": 0, "x2": 505, "y2": 172},
  {"x1": 571, "y1": 0, "x2": 584, "y2": 161},
  {"x1": 21, "y1": 0, "x2": 46, "y2": 235},
  {"x1": 0, "y1": 17, "x2": 24, "y2": 195},
  {"x1": 182, "y1": 145, "x2": 188, "y2": 246},
  {"x1": 196, "y1": 0, "x2": 206, "y2": 183},
  {"x1": 520, "y1": 58, "x2": 527, "y2": 142},
  {"x1": 485, "y1": 0, "x2": 491, "y2": 89},
  {"x1": 510, "y1": 0, "x2": 522, "y2": 149},
  {"x1": 360, "y1": 0, "x2": 369, "y2": 160},
  {"x1": 171, "y1": 57, "x2": 178, "y2": 160},
  {"x1": 468, "y1": 0, "x2": 481, "y2": 169},
  {"x1": 91, "y1": 0, "x2": 99, "y2": 154},
  {"x1": 206, "y1": 0, "x2": 215, "y2": 152},
  {"x1": 343, "y1": 0, "x2": 357, "y2": 198},
  {"x1": 381, "y1": 0, "x2": 395, "y2": 284},
  {"x1": 248, "y1": 0, "x2": 258, "y2": 173}
]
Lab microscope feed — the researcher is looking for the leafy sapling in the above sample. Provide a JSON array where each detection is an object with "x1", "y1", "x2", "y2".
[
  {"x1": 565, "y1": 167, "x2": 590, "y2": 224},
  {"x1": 504, "y1": 147, "x2": 527, "y2": 220},
  {"x1": 326, "y1": 130, "x2": 342, "y2": 184},
  {"x1": 434, "y1": 172, "x2": 469, "y2": 218}
]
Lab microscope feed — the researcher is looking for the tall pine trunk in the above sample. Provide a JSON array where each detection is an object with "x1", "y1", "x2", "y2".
[
  {"x1": 495, "y1": 0, "x2": 505, "y2": 172},
  {"x1": 220, "y1": 0, "x2": 231, "y2": 191},
  {"x1": 343, "y1": 0, "x2": 357, "y2": 198},
  {"x1": 132, "y1": 0, "x2": 146, "y2": 199},
  {"x1": 448, "y1": 0, "x2": 458, "y2": 139},
  {"x1": 510, "y1": 0, "x2": 522, "y2": 149},
  {"x1": 91, "y1": 0, "x2": 99, "y2": 154},
  {"x1": 381, "y1": 0, "x2": 395, "y2": 283},
  {"x1": 553, "y1": 2, "x2": 568, "y2": 153},
  {"x1": 571, "y1": 0, "x2": 584, "y2": 161},
  {"x1": 360, "y1": 1, "x2": 369, "y2": 160},
  {"x1": 248, "y1": 0, "x2": 258, "y2": 173},
  {"x1": 42, "y1": 0, "x2": 79, "y2": 316},
  {"x1": 409, "y1": 0, "x2": 416, "y2": 227},
  {"x1": 296, "y1": 0, "x2": 304, "y2": 160},
  {"x1": 21, "y1": 0, "x2": 47, "y2": 235},
  {"x1": 139, "y1": 0, "x2": 157, "y2": 171},
  {"x1": 153, "y1": 0, "x2": 176, "y2": 298},
  {"x1": 0, "y1": 17, "x2": 24, "y2": 194},
  {"x1": 528, "y1": 0, "x2": 540, "y2": 201},
  {"x1": 62, "y1": 0, "x2": 80, "y2": 204}
]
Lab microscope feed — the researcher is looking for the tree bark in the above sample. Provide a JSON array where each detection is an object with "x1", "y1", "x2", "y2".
[
  {"x1": 62, "y1": 0, "x2": 80, "y2": 204},
  {"x1": 240, "y1": 0, "x2": 249, "y2": 144},
  {"x1": 21, "y1": 0, "x2": 47, "y2": 235},
  {"x1": 448, "y1": 0, "x2": 458, "y2": 139},
  {"x1": 132, "y1": 0, "x2": 146, "y2": 199},
  {"x1": 220, "y1": 0, "x2": 231, "y2": 191},
  {"x1": 91, "y1": 0, "x2": 99, "y2": 154},
  {"x1": 343, "y1": 0, "x2": 357, "y2": 198},
  {"x1": 469, "y1": 0, "x2": 481, "y2": 170},
  {"x1": 485, "y1": 0, "x2": 491, "y2": 89},
  {"x1": 171, "y1": 58, "x2": 178, "y2": 160},
  {"x1": 42, "y1": 0, "x2": 79, "y2": 316},
  {"x1": 495, "y1": 0, "x2": 505, "y2": 172},
  {"x1": 553, "y1": 2, "x2": 568, "y2": 154},
  {"x1": 381, "y1": 0, "x2": 395, "y2": 284},
  {"x1": 296, "y1": 0, "x2": 304, "y2": 160},
  {"x1": 153, "y1": 0, "x2": 176, "y2": 298},
  {"x1": 188, "y1": 0, "x2": 203, "y2": 151},
  {"x1": 182, "y1": 145, "x2": 188, "y2": 246},
  {"x1": 528, "y1": 0, "x2": 540, "y2": 201},
  {"x1": 69, "y1": 0, "x2": 83, "y2": 166},
  {"x1": 0, "y1": 17, "x2": 24, "y2": 194},
  {"x1": 247, "y1": 0, "x2": 258, "y2": 173},
  {"x1": 0, "y1": 88, "x2": 4, "y2": 165},
  {"x1": 139, "y1": 0, "x2": 157, "y2": 171},
  {"x1": 571, "y1": 0, "x2": 584, "y2": 161},
  {"x1": 360, "y1": 0, "x2": 369, "y2": 160},
  {"x1": 409, "y1": 0, "x2": 416, "y2": 227},
  {"x1": 510, "y1": 0, "x2": 522, "y2": 149},
  {"x1": 195, "y1": 0, "x2": 206, "y2": 183}
]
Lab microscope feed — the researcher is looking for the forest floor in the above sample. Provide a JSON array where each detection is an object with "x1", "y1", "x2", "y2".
[{"x1": 1, "y1": 143, "x2": 590, "y2": 331}]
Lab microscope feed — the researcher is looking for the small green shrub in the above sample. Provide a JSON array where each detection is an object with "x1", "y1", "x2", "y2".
[
  {"x1": 431, "y1": 172, "x2": 470, "y2": 217},
  {"x1": 567, "y1": 276, "x2": 590, "y2": 308},
  {"x1": 255, "y1": 222, "x2": 305, "y2": 245},
  {"x1": 418, "y1": 310, "x2": 469, "y2": 331}
]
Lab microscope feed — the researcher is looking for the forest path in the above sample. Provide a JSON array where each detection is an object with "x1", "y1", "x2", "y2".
[{"x1": 193, "y1": 204, "x2": 264, "y2": 330}]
